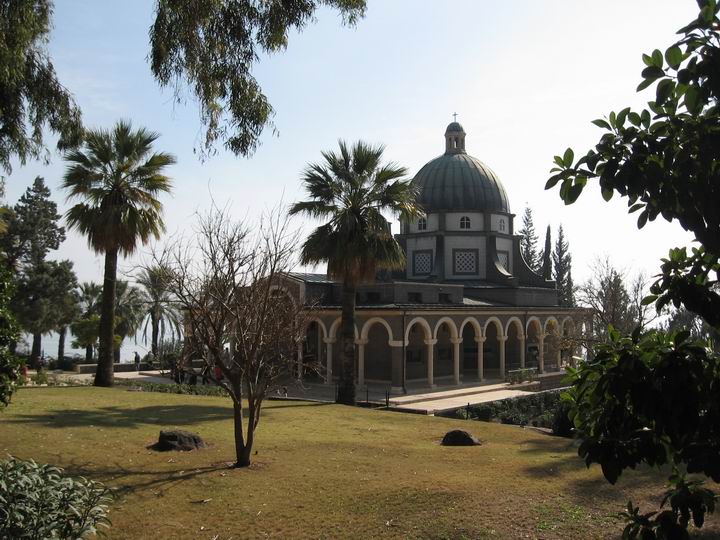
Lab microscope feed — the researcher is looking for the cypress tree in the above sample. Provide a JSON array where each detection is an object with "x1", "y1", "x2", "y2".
[
  {"x1": 541, "y1": 225, "x2": 552, "y2": 280},
  {"x1": 552, "y1": 224, "x2": 574, "y2": 306},
  {"x1": 518, "y1": 206, "x2": 540, "y2": 272}
]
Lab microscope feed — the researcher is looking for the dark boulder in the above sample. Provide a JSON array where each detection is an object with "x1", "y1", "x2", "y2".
[
  {"x1": 151, "y1": 430, "x2": 206, "y2": 451},
  {"x1": 441, "y1": 429, "x2": 481, "y2": 446}
]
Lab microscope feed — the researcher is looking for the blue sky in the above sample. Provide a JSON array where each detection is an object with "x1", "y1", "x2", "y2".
[{"x1": 6, "y1": 0, "x2": 699, "y2": 357}]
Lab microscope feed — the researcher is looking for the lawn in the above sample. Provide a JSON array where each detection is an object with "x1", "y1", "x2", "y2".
[{"x1": 1, "y1": 387, "x2": 717, "y2": 539}]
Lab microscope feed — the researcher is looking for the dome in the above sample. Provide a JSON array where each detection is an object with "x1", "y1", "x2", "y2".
[
  {"x1": 412, "y1": 125, "x2": 511, "y2": 213},
  {"x1": 445, "y1": 121, "x2": 464, "y2": 133}
]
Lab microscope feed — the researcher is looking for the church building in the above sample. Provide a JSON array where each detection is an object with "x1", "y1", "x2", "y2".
[{"x1": 285, "y1": 122, "x2": 589, "y2": 392}]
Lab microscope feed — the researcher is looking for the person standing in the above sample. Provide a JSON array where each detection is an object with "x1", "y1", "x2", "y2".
[{"x1": 134, "y1": 351, "x2": 141, "y2": 371}]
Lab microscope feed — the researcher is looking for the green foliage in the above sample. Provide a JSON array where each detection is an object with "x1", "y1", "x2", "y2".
[
  {"x1": 546, "y1": 2, "x2": 720, "y2": 533},
  {"x1": 552, "y1": 224, "x2": 575, "y2": 307},
  {"x1": 149, "y1": 0, "x2": 366, "y2": 158},
  {"x1": 518, "y1": 206, "x2": 540, "y2": 272},
  {"x1": 32, "y1": 368, "x2": 48, "y2": 385},
  {"x1": 0, "y1": 268, "x2": 20, "y2": 408},
  {"x1": 136, "y1": 265, "x2": 182, "y2": 355},
  {"x1": 0, "y1": 177, "x2": 65, "y2": 268},
  {"x1": 0, "y1": 1, "x2": 83, "y2": 175},
  {"x1": 540, "y1": 225, "x2": 552, "y2": 280},
  {"x1": 0, "y1": 456, "x2": 112, "y2": 539},
  {"x1": 546, "y1": 0, "x2": 720, "y2": 328}
]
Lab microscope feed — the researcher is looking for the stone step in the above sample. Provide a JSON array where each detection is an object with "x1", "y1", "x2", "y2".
[{"x1": 388, "y1": 379, "x2": 540, "y2": 406}]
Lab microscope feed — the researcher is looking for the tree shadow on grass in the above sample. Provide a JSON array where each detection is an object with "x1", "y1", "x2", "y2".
[{"x1": 8, "y1": 400, "x2": 331, "y2": 429}]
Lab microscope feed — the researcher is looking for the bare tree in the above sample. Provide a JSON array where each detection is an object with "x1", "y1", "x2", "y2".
[
  {"x1": 160, "y1": 205, "x2": 310, "y2": 468},
  {"x1": 577, "y1": 257, "x2": 657, "y2": 344}
]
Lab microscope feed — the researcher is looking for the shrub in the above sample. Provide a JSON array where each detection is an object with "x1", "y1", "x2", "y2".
[
  {"x1": 0, "y1": 457, "x2": 112, "y2": 539},
  {"x1": 115, "y1": 380, "x2": 228, "y2": 397},
  {"x1": 551, "y1": 400, "x2": 574, "y2": 438},
  {"x1": 31, "y1": 368, "x2": 48, "y2": 385},
  {"x1": 474, "y1": 405, "x2": 493, "y2": 422}
]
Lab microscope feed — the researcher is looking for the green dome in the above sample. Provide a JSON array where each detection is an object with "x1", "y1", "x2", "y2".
[
  {"x1": 445, "y1": 121, "x2": 464, "y2": 133},
  {"x1": 412, "y1": 152, "x2": 511, "y2": 213}
]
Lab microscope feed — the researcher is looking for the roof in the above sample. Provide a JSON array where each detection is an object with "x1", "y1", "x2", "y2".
[
  {"x1": 445, "y1": 121, "x2": 465, "y2": 133},
  {"x1": 287, "y1": 272, "x2": 334, "y2": 284},
  {"x1": 411, "y1": 153, "x2": 510, "y2": 213}
]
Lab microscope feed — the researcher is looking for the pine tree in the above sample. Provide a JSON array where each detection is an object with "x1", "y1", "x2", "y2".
[
  {"x1": 541, "y1": 225, "x2": 552, "y2": 280},
  {"x1": 552, "y1": 224, "x2": 574, "y2": 306},
  {"x1": 518, "y1": 206, "x2": 540, "y2": 272}
]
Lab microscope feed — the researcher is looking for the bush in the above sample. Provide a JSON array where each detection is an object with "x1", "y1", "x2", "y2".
[
  {"x1": 0, "y1": 457, "x2": 112, "y2": 539},
  {"x1": 32, "y1": 368, "x2": 48, "y2": 385},
  {"x1": 474, "y1": 405, "x2": 493, "y2": 422},
  {"x1": 551, "y1": 400, "x2": 574, "y2": 437},
  {"x1": 115, "y1": 380, "x2": 228, "y2": 397}
]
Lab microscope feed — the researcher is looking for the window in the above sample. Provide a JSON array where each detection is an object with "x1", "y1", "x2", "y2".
[
  {"x1": 413, "y1": 250, "x2": 432, "y2": 275},
  {"x1": 453, "y1": 249, "x2": 478, "y2": 275},
  {"x1": 497, "y1": 251, "x2": 510, "y2": 272},
  {"x1": 366, "y1": 292, "x2": 381, "y2": 303},
  {"x1": 499, "y1": 218, "x2": 506, "y2": 232},
  {"x1": 408, "y1": 292, "x2": 422, "y2": 303},
  {"x1": 460, "y1": 216, "x2": 471, "y2": 229},
  {"x1": 417, "y1": 217, "x2": 427, "y2": 231},
  {"x1": 439, "y1": 293, "x2": 452, "y2": 304}
]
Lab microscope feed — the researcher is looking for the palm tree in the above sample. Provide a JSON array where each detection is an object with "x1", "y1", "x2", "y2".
[
  {"x1": 136, "y1": 265, "x2": 181, "y2": 356},
  {"x1": 62, "y1": 121, "x2": 175, "y2": 386},
  {"x1": 75, "y1": 282, "x2": 102, "y2": 362},
  {"x1": 113, "y1": 281, "x2": 144, "y2": 364},
  {"x1": 289, "y1": 140, "x2": 421, "y2": 405}
]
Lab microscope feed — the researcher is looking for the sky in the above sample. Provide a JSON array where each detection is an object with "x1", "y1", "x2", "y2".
[{"x1": 6, "y1": 0, "x2": 699, "y2": 358}]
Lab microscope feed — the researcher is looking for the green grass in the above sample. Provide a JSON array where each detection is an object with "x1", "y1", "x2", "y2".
[{"x1": 1, "y1": 387, "x2": 717, "y2": 539}]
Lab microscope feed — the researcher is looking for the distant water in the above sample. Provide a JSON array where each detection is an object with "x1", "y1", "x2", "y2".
[{"x1": 19, "y1": 330, "x2": 151, "y2": 363}]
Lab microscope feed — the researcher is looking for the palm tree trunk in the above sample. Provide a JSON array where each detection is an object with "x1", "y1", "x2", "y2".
[
  {"x1": 337, "y1": 280, "x2": 357, "y2": 405},
  {"x1": 151, "y1": 312, "x2": 159, "y2": 356},
  {"x1": 31, "y1": 333, "x2": 42, "y2": 367},
  {"x1": 57, "y1": 326, "x2": 67, "y2": 366},
  {"x1": 95, "y1": 247, "x2": 118, "y2": 387}
]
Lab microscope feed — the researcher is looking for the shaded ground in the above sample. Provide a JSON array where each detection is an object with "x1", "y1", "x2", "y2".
[{"x1": 2, "y1": 388, "x2": 718, "y2": 539}]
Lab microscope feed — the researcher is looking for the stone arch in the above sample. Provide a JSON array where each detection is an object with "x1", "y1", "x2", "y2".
[
  {"x1": 329, "y1": 318, "x2": 359, "y2": 342},
  {"x1": 360, "y1": 317, "x2": 394, "y2": 343},
  {"x1": 459, "y1": 317, "x2": 482, "y2": 339},
  {"x1": 544, "y1": 317, "x2": 562, "y2": 371},
  {"x1": 300, "y1": 317, "x2": 327, "y2": 382},
  {"x1": 460, "y1": 317, "x2": 481, "y2": 378},
  {"x1": 404, "y1": 317, "x2": 432, "y2": 343},
  {"x1": 483, "y1": 316, "x2": 505, "y2": 339},
  {"x1": 505, "y1": 317, "x2": 525, "y2": 340},
  {"x1": 561, "y1": 316, "x2": 577, "y2": 367},
  {"x1": 405, "y1": 317, "x2": 432, "y2": 381},
  {"x1": 302, "y1": 316, "x2": 328, "y2": 337},
  {"x1": 269, "y1": 285, "x2": 297, "y2": 308},
  {"x1": 483, "y1": 317, "x2": 504, "y2": 378},
  {"x1": 505, "y1": 318, "x2": 524, "y2": 370},
  {"x1": 526, "y1": 316, "x2": 543, "y2": 338},
  {"x1": 433, "y1": 317, "x2": 459, "y2": 340}
]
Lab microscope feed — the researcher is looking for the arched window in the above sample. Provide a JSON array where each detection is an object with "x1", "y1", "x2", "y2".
[
  {"x1": 499, "y1": 218, "x2": 506, "y2": 232},
  {"x1": 460, "y1": 216, "x2": 471, "y2": 229},
  {"x1": 417, "y1": 217, "x2": 427, "y2": 231}
]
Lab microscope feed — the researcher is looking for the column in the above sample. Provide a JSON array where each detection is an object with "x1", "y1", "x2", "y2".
[
  {"x1": 499, "y1": 335, "x2": 507, "y2": 379},
  {"x1": 538, "y1": 334, "x2": 545, "y2": 373},
  {"x1": 324, "y1": 338, "x2": 334, "y2": 384},
  {"x1": 450, "y1": 337, "x2": 462, "y2": 385},
  {"x1": 355, "y1": 338, "x2": 367, "y2": 387},
  {"x1": 425, "y1": 339, "x2": 437, "y2": 387},
  {"x1": 475, "y1": 336, "x2": 486, "y2": 381},
  {"x1": 519, "y1": 336, "x2": 526, "y2": 368},
  {"x1": 390, "y1": 343, "x2": 403, "y2": 394},
  {"x1": 296, "y1": 341, "x2": 303, "y2": 380}
]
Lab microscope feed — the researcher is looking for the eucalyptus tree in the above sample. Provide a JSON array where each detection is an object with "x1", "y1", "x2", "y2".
[
  {"x1": 290, "y1": 141, "x2": 421, "y2": 405},
  {"x1": 136, "y1": 265, "x2": 181, "y2": 356},
  {"x1": 62, "y1": 121, "x2": 175, "y2": 386}
]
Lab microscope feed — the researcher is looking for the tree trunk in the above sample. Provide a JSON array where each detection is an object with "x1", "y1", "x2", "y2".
[
  {"x1": 151, "y1": 312, "x2": 159, "y2": 356},
  {"x1": 232, "y1": 388, "x2": 250, "y2": 467},
  {"x1": 85, "y1": 344, "x2": 93, "y2": 363},
  {"x1": 31, "y1": 333, "x2": 42, "y2": 367},
  {"x1": 337, "y1": 281, "x2": 357, "y2": 405},
  {"x1": 57, "y1": 326, "x2": 67, "y2": 366},
  {"x1": 95, "y1": 247, "x2": 118, "y2": 387}
]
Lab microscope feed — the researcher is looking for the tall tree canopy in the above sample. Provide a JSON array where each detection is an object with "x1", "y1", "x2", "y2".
[
  {"x1": 0, "y1": 0, "x2": 83, "y2": 175},
  {"x1": 552, "y1": 224, "x2": 574, "y2": 307},
  {"x1": 63, "y1": 120, "x2": 175, "y2": 386},
  {"x1": 136, "y1": 265, "x2": 181, "y2": 356},
  {"x1": 540, "y1": 225, "x2": 552, "y2": 280},
  {"x1": 149, "y1": 0, "x2": 366, "y2": 158},
  {"x1": 290, "y1": 140, "x2": 421, "y2": 405},
  {"x1": 518, "y1": 206, "x2": 540, "y2": 272},
  {"x1": 547, "y1": 1, "x2": 720, "y2": 536}
]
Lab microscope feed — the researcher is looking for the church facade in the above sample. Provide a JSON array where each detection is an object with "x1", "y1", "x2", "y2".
[{"x1": 286, "y1": 122, "x2": 589, "y2": 392}]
